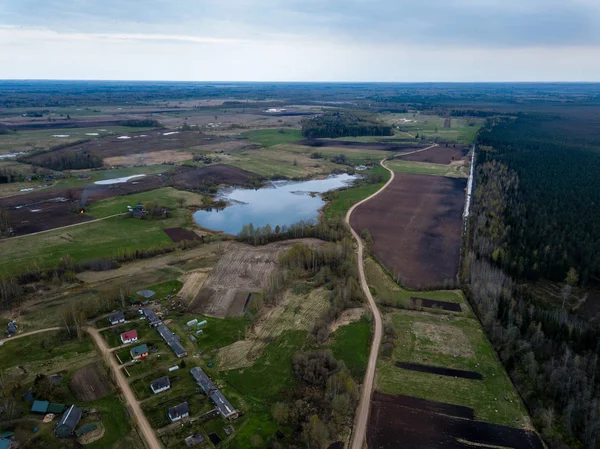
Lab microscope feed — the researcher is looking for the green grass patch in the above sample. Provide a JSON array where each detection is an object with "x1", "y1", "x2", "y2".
[
  {"x1": 223, "y1": 331, "x2": 306, "y2": 402},
  {"x1": 323, "y1": 165, "x2": 391, "y2": 220},
  {"x1": 101, "y1": 321, "x2": 154, "y2": 348},
  {"x1": 135, "y1": 279, "x2": 183, "y2": 300},
  {"x1": 329, "y1": 316, "x2": 371, "y2": 380},
  {"x1": 376, "y1": 310, "x2": 530, "y2": 427},
  {"x1": 83, "y1": 393, "x2": 138, "y2": 449},
  {"x1": 386, "y1": 159, "x2": 468, "y2": 178},
  {"x1": 86, "y1": 187, "x2": 204, "y2": 218},
  {"x1": 0, "y1": 332, "x2": 93, "y2": 369},
  {"x1": 224, "y1": 408, "x2": 280, "y2": 449},
  {"x1": 170, "y1": 314, "x2": 249, "y2": 353},
  {"x1": 51, "y1": 165, "x2": 169, "y2": 191},
  {"x1": 242, "y1": 129, "x2": 303, "y2": 147}
]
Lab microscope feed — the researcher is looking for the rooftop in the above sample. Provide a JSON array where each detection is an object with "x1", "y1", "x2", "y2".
[
  {"x1": 210, "y1": 390, "x2": 237, "y2": 418},
  {"x1": 121, "y1": 329, "x2": 138, "y2": 340},
  {"x1": 190, "y1": 367, "x2": 216, "y2": 394},
  {"x1": 109, "y1": 311, "x2": 125, "y2": 322},
  {"x1": 168, "y1": 402, "x2": 190, "y2": 419},
  {"x1": 130, "y1": 344, "x2": 149, "y2": 357},
  {"x1": 150, "y1": 376, "x2": 171, "y2": 391}
]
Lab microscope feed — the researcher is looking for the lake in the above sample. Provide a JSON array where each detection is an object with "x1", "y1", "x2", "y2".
[{"x1": 193, "y1": 173, "x2": 357, "y2": 235}]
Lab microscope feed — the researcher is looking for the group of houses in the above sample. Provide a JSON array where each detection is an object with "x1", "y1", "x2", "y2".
[{"x1": 30, "y1": 402, "x2": 83, "y2": 438}]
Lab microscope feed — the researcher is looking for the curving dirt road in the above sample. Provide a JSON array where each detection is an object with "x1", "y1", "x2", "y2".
[
  {"x1": 348, "y1": 144, "x2": 437, "y2": 449},
  {"x1": 0, "y1": 326, "x2": 61, "y2": 346},
  {"x1": 87, "y1": 327, "x2": 162, "y2": 449}
]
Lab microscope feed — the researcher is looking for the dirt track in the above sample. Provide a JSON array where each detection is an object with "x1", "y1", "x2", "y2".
[
  {"x1": 347, "y1": 145, "x2": 437, "y2": 449},
  {"x1": 87, "y1": 327, "x2": 162, "y2": 449},
  {"x1": 0, "y1": 326, "x2": 61, "y2": 346}
]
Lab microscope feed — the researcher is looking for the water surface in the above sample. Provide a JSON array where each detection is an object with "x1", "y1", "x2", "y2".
[{"x1": 193, "y1": 174, "x2": 357, "y2": 235}]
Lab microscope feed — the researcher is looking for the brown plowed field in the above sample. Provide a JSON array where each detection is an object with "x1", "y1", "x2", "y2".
[
  {"x1": 70, "y1": 364, "x2": 113, "y2": 401},
  {"x1": 172, "y1": 164, "x2": 260, "y2": 189},
  {"x1": 350, "y1": 173, "x2": 466, "y2": 289},
  {"x1": 163, "y1": 227, "x2": 201, "y2": 243},
  {"x1": 398, "y1": 145, "x2": 469, "y2": 164},
  {"x1": 368, "y1": 392, "x2": 543, "y2": 449}
]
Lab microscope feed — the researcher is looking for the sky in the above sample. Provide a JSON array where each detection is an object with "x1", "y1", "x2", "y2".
[{"x1": 1, "y1": 0, "x2": 600, "y2": 81}]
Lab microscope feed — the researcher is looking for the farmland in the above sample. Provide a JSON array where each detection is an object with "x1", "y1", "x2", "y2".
[{"x1": 351, "y1": 172, "x2": 467, "y2": 289}]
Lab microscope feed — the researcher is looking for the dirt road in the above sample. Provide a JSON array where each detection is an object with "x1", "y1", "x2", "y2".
[
  {"x1": 87, "y1": 327, "x2": 162, "y2": 449},
  {"x1": 0, "y1": 326, "x2": 61, "y2": 346},
  {"x1": 347, "y1": 144, "x2": 437, "y2": 449}
]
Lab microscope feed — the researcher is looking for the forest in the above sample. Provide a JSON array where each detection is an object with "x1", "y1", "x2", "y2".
[
  {"x1": 301, "y1": 111, "x2": 393, "y2": 139},
  {"x1": 31, "y1": 151, "x2": 103, "y2": 170},
  {"x1": 466, "y1": 111, "x2": 600, "y2": 449}
]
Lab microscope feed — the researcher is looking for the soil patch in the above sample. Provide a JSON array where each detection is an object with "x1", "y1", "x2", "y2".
[
  {"x1": 179, "y1": 270, "x2": 212, "y2": 303},
  {"x1": 412, "y1": 321, "x2": 473, "y2": 358},
  {"x1": 368, "y1": 391, "x2": 543, "y2": 449},
  {"x1": 171, "y1": 164, "x2": 260, "y2": 189},
  {"x1": 329, "y1": 307, "x2": 364, "y2": 333},
  {"x1": 395, "y1": 362, "x2": 483, "y2": 380},
  {"x1": 163, "y1": 227, "x2": 201, "y2": 243},
  {"x1": 350, "y1": 173, "x2": 466, "y2": 289},
  {"x1": 69, "y1": 364, "x2": 113, "y2": 401},
  {"x1": 298, "y1": 139, "x2": 424, "y2": 152},
  {"x1": 398, "y1": 145, "x2": 469, "y2": 164},
  {"x1": 410, "y1": 297, "x2": 462, "y2": 312}
]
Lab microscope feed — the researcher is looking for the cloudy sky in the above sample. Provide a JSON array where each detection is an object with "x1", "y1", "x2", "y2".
[{"x1": 1, "y1": 0, "x2": 600, "y2": 81}]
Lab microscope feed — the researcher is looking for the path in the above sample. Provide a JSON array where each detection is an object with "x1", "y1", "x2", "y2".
[
  {"x1": 6, "y1": 213, "x2": 126, "y2": 240},
  {"x1": 0, "y1": 326, "x2": 61, "y2": 346},
  {"x1": 87, "y1": 326, "x2": 162, "y2": 449},
  {"x1": 347, "y1": 143, "x2": 437, "y2": 449}
]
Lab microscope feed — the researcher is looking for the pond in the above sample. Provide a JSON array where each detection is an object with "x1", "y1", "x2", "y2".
[{"x1": 193, "y1": 173, "x2": 357, "y2": 235}]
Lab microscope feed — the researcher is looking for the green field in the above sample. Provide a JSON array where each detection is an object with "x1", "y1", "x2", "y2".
[
  {"x1": 0, "y1": 213, "x2": 186, "y2": 274},
  {"x1": 86, "y1": 187, "x2": 204, "y2": 218},
  {"x1": 386, "y1": 159, "x2": 468, "y2": 178},
  {"x1": 50, "y1": 165, "x2": 171, "y2": 191},
  {"x1": 323, "y1": 165, "x2": 391, "y2": 220},
  {"x1": 242, "y1": 128, "x2": 303, "y2": 147},
  {"x1": 279, "y1": 143, "x2": 390, "y2": 166},
  {"x1": 329, "y1": 316, "x2": 371, "y2": 380},
  {"x1": 381, "y1": 113, "x2": 483, "y2": 144}
]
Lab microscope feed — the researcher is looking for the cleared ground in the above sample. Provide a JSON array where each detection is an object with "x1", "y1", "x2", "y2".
[
  {"x1": 171, "y1": 164, "x2": 260, "y2": 189},
  {"x1": 70, "y1": 363, "x2": 114, "y2": 401},
  {"x1": 397, "y1": 145, "x2": 469, "y2": 164},
  {"x1": 351, "y1": 173, "x2": 467, "y2": 289}
]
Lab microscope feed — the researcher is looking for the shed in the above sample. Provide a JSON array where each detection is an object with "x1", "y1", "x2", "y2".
[
  {"x1": 185, "y1": 433, "x2": 205, "y2": 447},
  {"x1": 150, "y1": 376, "x2": 171, "y2": 394},
  {"x1": 120, "y1": 329, "x2": 138, "y2": 344},
  {"x1": 130, "y1": 344, "x2": 149, "y2": 360},
  {"x1": 31, "y1": 400, "x2": 49, "y2": 414},
  {"x1": 109, "y1": 312, "x2": 125, "y2": 325},
  {"x1": 47, "y1": 403, "x2": 65, "y2": 414},
  {"x1": 54, "y1": 405, "x2": 83, "y2": 437},
  {"x1": 168, "y1": 402, "x2": 190, "y2": 422}
]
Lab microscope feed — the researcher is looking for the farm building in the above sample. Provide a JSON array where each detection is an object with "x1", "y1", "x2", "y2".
[
  {"x1": 157, "y1": 324, "x2": 187, "y2": 358},
  {"x1": 109, "y1": 312, "x2": 125, "y2": 325},
  {"x1": 190, "y1": 367, "x2": 238, "y2": 419},
  {"x1": 150, "y1": 376, "x2": 171, "y2": 394},
  {"x1": 130, "y1": 344, "x2": 149, "y2": 360},
  {"x1": 141, "y1": 307, "x2": 162, "y2": 327},
  {"x1": 168, "y1": 402, "x2": 190, "y2": 422},
  {"x1": 120, "y1": 329, "x2": 138, "y2": 344},
  {"x1": 31, "y1": 400, "x2": 49, "y2": 413},
  {"x1": 54, "y1": 405, "x2": 82, "y2": 437}
]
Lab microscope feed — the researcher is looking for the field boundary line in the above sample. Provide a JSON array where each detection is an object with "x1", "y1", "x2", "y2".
[
  {"x1": 4, "y1": 212, "x2": 126, "y2": 240},
  {"x1": 347, "y1": 144, "x2": 437, "y2": 449}
]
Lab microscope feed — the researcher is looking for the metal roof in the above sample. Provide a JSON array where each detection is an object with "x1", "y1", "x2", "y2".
[
  {"x1": 209, "y1": 390, "x2": 237, "y2": 418},
  {"x1": 190, "y1": 367, "x2": 216, "y2": 394},
  {"x1": 55, "y1": 405, "x2": 82, "y2": 434},
  {"x1": 157, "y1": 324, "x2": 187, "y2": 357},
  {"x1": 150, "y1": 376, "x2": 171, "y2": 391},
  {"x1": 130, "y1": 344, "x2": 149, "y2": 357},
  {"x1": 31, "y1": 400, "x2": 49, "y2": 413},
  {"x1": 168, "y1": 402, "x2": 190, "y2": 420},
  {"x1": 120, "y1": 329, "x2": 138, "y2": 340},
  {"x1": 109, "y1": 312, "x2": 125, "y2": 323}
]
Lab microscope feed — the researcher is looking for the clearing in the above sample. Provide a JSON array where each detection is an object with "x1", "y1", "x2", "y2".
[{"x1": 70, "y1": 363, "x2": 114, "y2": 401}]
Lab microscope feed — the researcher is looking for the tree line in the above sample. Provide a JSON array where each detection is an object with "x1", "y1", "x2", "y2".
[{"x1": 301, "y1": 111, "x2": 393, "y2": 139}]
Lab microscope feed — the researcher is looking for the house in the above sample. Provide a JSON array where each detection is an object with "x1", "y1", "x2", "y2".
[
  {"x1": 0, "y1": 431, "x2": 15, "y2": 449},
  {"x1": 6, "y1": 321, "x2": 17, "y2": 336},
  {"x1": 54, "y1": 405, "x2": 82, "y2": 437},
  {"x1": 141, "y1": 308, "x2": 162, "y2": 327},
  {"x1": 168, "y1": 402, "x2": 190, "y2": 422},
  {"x1": 185, "y1": 433, "x2": 205, "y2": 447},
  {"x1": 120, "y1": 329, "x2": 138, "y2": 344},
  {"x1": 130, "y1": 344, "x2": 149, "y2": 360},
  {"x1": 157, "y1": 324, "x2": 187, "y2": 358},
  {"x1": 150, "y1": 376, "x2": 171, "y2": 394},
  {"x1": 31, "y1": 400, "x2": 49, "y2": 414},
  {"x1": 190, "y1": 367, "x2": 238, "y2": 419},
  {"x1": 109, "y1": 312, "x2": 125, "y2": 325}
]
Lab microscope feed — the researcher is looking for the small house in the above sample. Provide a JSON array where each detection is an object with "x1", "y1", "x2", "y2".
[
  {"x1": 47, "y1": 403, "x2": 65, "y2": 414},
  {"x1": 120, "y1": 329, "x2": 138, "y2": 344},
  {"x1": 31, "y1": 400, "x2": 49, "y2": 414},
  {"x1": 109, "y1": 312, "x2": 125, "y2": 325},
  {"x1": 54, "y1": 405, "x2": 82, "y2": 437},
  {"x1": 0, "y1": 431, "x2": 15, "y2": 449},
  {"x1": 150, "y1": 376, "x2": 171, "y2": 394},
  {"x1": 168, "y1": 402, "x2": 189, "y2": 422},
  {"x1": 130, "y1": 344, "x2": 149, "y2": 360}
]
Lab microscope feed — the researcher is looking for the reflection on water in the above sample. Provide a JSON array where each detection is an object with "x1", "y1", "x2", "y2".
[{"x1": 193, "y1": 174, "x2": 357, "y2": 235}]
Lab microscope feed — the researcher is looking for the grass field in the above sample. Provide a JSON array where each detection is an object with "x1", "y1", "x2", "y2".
[
  {"x1": 51, "y1": 165, "x2": 170, "y2": 190},
  {"x1": 323, "y1": 165, "x2": 391, "y2": 220},
  {"x1": 0, "y1": 126, "x2": 154, "y2": 155},
  {"x1": 242, "y1": 128, "x2": 303, "y2": 147},
  {"x1": 386, "y1": 159, "x2": 468, "y2": 178},
  {"x1": 0, "y1": 213, "x2": 187, "y2": 274},
  {"x1": 381, "y1": 113, "x2": 483, "y2": 144},
  {"x1": 329, "y1": 316, "x2": 371, "y2": 380},
  {"x1": 280, "y1": 143, "x2": 390, "y2": 165},
  {"x1": 86, "y1": 187, "x2": 204, "y2": 218}
]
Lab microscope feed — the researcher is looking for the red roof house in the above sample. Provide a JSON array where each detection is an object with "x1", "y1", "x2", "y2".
[{"x1": 120, "y1": 329, "x2": 138, "y2": 344}]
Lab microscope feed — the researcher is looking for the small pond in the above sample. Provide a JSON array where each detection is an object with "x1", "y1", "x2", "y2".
[{"x1": 193, "y1": 173, "x2": 357, "y2": 235}]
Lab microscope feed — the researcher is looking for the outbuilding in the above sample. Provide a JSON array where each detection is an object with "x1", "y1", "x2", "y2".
[
  {"x1": 54, "y1": 405, "x2": 82, "y2": 437},
  {"x1": 168, "y1": 402, "x2": 190, "y2": 422},
  {"x1": 120, "y1": 329, "x2": 138, "y2": 344}
]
